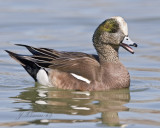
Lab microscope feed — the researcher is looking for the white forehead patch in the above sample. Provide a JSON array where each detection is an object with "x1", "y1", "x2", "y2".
[{"x1": 111, "y1": 16, "x2": 128, "y2": 35}]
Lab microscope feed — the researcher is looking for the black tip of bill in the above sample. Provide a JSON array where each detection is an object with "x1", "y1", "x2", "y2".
[{"x1": 129, "y1": 43, "x2": 138, "y2": 47}]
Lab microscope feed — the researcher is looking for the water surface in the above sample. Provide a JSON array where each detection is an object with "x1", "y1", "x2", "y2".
[{"x1": 0, "y1": 0, "x2": 160, "y2": 128}]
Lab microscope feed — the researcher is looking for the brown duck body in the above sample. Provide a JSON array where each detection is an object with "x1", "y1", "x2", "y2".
[
  {"x1": 49, "y1": 62, "x2": 130, "y2": 91},
  {"x1": 6, "y1": 45, "x2": 130, "y2": 91},
  {"x1": 5, "y1": 16, "x2": 137, "y2": 91}
]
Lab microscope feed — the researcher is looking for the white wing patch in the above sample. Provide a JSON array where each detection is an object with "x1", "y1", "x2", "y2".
[
  {"x1": 71, "y1": 73, "x2": 91, "y2": 84},
  {"x1": 36, "y1": 68, "x2": 50, "y2": 86}
]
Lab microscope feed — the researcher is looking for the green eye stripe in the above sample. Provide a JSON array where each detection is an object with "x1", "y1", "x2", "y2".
[
  {"x1": 99, "y1": 19, "x2": 119, "y2": 33},
  {"x1": 93, "y1": 18, "x2": 120, "y2": 42}
]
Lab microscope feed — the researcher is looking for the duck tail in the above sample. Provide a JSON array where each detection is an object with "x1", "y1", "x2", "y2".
[
  {"x1": 5, "y1": 50, "x2": 41, "y2": 81},
  {"x1": 15, "y1": 44, "x2": 59, "y2": 58}
]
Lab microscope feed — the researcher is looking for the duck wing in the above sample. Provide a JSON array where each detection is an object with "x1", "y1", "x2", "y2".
[{"x1": 15, "y1": 44, "x2": 100, "y2": 81}]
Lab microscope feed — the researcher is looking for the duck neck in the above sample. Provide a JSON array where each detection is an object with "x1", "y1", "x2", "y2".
[{"x1": 95, "y1": 44, "x2": 119, "y2": 63}]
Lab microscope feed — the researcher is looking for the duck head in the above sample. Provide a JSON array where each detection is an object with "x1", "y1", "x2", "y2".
[{"x1": 93, "y1": 16, "x2": 138, "y2": 55}]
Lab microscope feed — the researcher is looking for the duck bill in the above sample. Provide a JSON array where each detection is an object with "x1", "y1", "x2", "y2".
[{"x1": 120, "y1": 36, "x2": 138, "y2": 54}]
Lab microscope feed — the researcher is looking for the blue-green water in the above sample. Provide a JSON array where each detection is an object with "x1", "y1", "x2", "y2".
[{"x1": 0, "y1": 0, "x2": 160, "y2": 127}]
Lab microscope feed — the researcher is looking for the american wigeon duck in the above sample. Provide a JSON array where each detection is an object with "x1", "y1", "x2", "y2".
[{"x1": 6, "y1": 16, "x2": 137, "y2": 91}]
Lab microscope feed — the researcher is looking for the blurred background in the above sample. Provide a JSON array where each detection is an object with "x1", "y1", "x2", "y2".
[{"x1": 0, "y1": 0, "x2": 160, "y2": 128}]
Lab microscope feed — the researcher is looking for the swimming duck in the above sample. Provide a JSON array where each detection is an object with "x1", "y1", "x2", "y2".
[{"x1": 6, "y1": 16, "x2": 138, "y2": 91}]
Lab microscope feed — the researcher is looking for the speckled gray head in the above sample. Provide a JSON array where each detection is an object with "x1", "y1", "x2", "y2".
[{"x1": 93, "y1": 16, "x2": 138, "y2": 54}]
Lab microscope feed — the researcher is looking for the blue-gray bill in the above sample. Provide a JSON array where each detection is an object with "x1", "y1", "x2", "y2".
[{"x1": 120, "y1": 36, "x2": 138, "y2": 54}]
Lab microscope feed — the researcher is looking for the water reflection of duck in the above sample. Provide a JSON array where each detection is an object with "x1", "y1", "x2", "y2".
[
  {"x1": 14, "y1": 85, "x2": 130, "y2": 126},
  {"x1": 6, "y1": 16, "x2": 137, "y2": 91}
]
